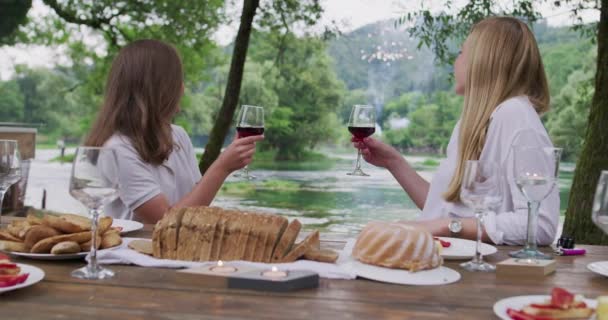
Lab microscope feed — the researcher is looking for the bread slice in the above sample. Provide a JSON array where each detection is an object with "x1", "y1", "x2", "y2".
[
  {"x1": 51, "y1": 241, "x2": 80, "y2": 254},
  {"x1": 243, "y1": 213, "x2": 259, "y2": 261},
  {"x1": 0, "y1": 240, "x2": 28, "y2": 253},
  {"x1": 196, "y1": 207, "x2": 221, "y2": 261},
  {"x1": 263, "y1": 216, "x2": 288, "y2": 263},
  {"x1": 180, "y1": 207, "x2": 203, "y2": 261},
  {"x1": 162, "y1": 207, "x2": 187, "y2": 260},
  {"x1": 7, "y1": 220, "x2": 31, "y2": 239},
  {"x1": 26, "y1": 213, "x2": 44, "y2": 225},
  {"x1": 176, "y1": 209, "x2": 197, "y2": 260},
  {"x1": 0, "y1": 230, "x2": 22, "y2": 242},
  {"x1": 219, "y1": 210, "x2": 242, "y2": 261},
  {"x1": 234, "y1": 213, "x2": 252, "y2": 260},
  {"x1": 30, "y1": 231, "x2": 91, "y2": 253},
  {"x1": 43, "y1": 213, "x2": 91, "y2": 233},
  {"x1": 272, "y1": 219, "x2": 302, "y2": 262},
  {"x1": 303, "y1": 249, "x2": 339, "y2": 263},
  {"x1": 101, "y1": 229, "x2": 122, "y2": 249},
  {"x1": 24, "y1": 225, "x2": 61, "y2": 249},
  {"x1": 152, "y1": 212, "x2": 170, "y2": 258},
  {"x1": 209, "y1": 208, "x2": 229, "y2": 261},
  {"x1": 129, "y1": 239, "x2": 153, "y2": 255},
  {"x1": 281, "y1": 230, "x2": 319, "y2": 263},
  {"x1": 253, "y1": 215, "x2": 270, "y2": 262},
  {"x1": 97, "y1": 216, "x2": 113, "y2": 235}
]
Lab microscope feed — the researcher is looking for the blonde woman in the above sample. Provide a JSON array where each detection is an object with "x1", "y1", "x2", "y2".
[{"x1": 354, "y1": 17, "x2": 559, "y2": 245}]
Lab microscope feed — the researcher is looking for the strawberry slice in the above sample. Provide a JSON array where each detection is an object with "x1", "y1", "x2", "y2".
[
  {"x1": 0, "y1": 263, "x2": 20, "y2": 275},
  {"x1": 0, "y1": 273, "x2": 29, "y2": 288},
  {"x1": 506, "y1": 308, "x2": 554, "y2": 320},
  {"x1": 433, "y1": 237, "x2": 451, "y2": 248},
  {"x1": 0, "y1": 253, "x2": 9, "y2": 261},
  {"x1": 551, "y1": 287, "x2": 574, "y2": 308}
]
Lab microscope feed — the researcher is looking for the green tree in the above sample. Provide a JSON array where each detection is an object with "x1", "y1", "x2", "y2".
[
  {"x1": 546, "y1": 70, "x2": 595, "y2": 161},
  {"x1": 0, "y1": 80, "x2": 25, "y2": 121},
  {"x1": 249, "y1": 32, "x2": 344, "y2": 159},
  {"x1": 401, "y1": 0, "x2": 608, "y2": 244}
]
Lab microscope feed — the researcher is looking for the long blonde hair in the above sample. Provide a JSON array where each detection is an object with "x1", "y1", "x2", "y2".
[
  {"x1": 444, "y1": 17, "x2": 550, "y2": 202},
  {"x1": 85, "y1": 39, "x2": 183, "y2": 165}
]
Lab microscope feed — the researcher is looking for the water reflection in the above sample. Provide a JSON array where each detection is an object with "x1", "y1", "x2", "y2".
[{"x1": 213, "y1": 161, "x2": 424, "y2": 236}]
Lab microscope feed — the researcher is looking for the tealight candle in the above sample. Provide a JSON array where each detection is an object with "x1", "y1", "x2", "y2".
[
  {"x1": 261, "y1": 266, "x2": 288, "y2": 279},
  {"x1": 209, "y1": 260, "x2": 237, "y2": 274}
]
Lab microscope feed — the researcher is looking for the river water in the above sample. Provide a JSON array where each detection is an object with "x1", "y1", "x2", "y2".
[
  {"x1": 23, "y1": 149, "x2": 569, "y2": 237},
  {"x1": 23, "y1": 149, "x2": 433, "y2": 235}
]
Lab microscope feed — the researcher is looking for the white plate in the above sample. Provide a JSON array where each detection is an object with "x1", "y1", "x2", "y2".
[
  {"x1": 339, "y1": 239, "x2": 461, "y2": 285},
  {"x1": 113, "y1": 219, "x2": 144, "y2": 234},
  {"x1": 9, "y1": 251, "x2": 87, "y2": 260},
  {"x1": 7, "y1": 247, "x2": 114, "y2": 261},
  {"x1": 493, "y1": 295, "x2": 597, "y2": 320},
  {"x1": 347, "y1": 260, "x2": 461, "y2": 285},
  {"x1": 0, "y1": 264, "x2": 45, "y2": 294},
  {"x1": 437, "y1": 237, "x2": 497, "y2": 260},
  {"x1": 588, "y1": 261, "x2": 608, "y2": 277}
]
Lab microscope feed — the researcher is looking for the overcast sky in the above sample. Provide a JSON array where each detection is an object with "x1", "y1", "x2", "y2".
[{"x1": 0, "y1": 0, "x2": 600, "y2": 80}]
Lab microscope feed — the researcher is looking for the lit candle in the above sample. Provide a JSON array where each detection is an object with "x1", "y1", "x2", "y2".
[
  {"x1": 209, "y1": 260, "x2": 237, "y2": 273},
  {"x1": 261, "y1": 266, "x2": 288, "y2": 279}
]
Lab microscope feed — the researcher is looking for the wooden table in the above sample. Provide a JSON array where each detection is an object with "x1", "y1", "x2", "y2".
[{"x1": 1, "y1": 221, "x2": 607, "y2": 319}]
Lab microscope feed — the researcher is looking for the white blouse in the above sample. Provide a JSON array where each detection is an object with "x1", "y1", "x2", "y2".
[
  {"x1": 103, "y1": 125, "x2": 202, "y2": 221},
  {"x1": 418, "y1": 96, "x2": 560, "y2": 245}
]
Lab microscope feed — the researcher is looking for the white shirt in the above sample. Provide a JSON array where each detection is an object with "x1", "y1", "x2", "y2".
[
  {"x1": 418, "y1": 96, "x2": 559, "y2": 245},
  {"x1": 103, "y1": 125, "x2": 202, "y2": 221}
]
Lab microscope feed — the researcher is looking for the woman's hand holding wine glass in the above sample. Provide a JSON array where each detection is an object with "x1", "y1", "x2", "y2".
[
  {"x1": 233, "y1": 105, "x2": 265, "y2": 180},
  {"x1": 347, "y1": 105, "x2": 376, "y2": 176}
]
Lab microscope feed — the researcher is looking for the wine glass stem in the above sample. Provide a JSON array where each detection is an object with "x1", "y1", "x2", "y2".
[
  {"x1": 354, "y1": 148, "x2": 363, "y2": 171},
  {"x1": 474, "y1": 209, "x2": 484, "y2": 264},
  {"x1": 242, "y1": 165, "x2": 249, "y2": 176},
  {"x1": 0, "y1": 189, "x2": 5, "y2": 222},
  {"x1": 89, "y1": 208, "x2": 101, "y2": 274},
  {"x1": 524, "y1": 201, "x2": 541, "y2": 252}
]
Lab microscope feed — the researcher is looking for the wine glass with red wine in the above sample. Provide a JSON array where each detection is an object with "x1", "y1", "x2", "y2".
[
  {"x1": 347, "y1": 105, "x2": 376, "y2": 176},
  {"x1": 234, "y1": 105, "x2": 264, "y2": 180}
]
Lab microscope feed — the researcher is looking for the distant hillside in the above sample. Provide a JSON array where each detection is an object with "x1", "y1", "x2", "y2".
[{"x1": 326, "y1": 19, "x2": 592, "y2": 104}]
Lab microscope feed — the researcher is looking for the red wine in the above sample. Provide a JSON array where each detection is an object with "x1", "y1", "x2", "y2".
[
  {"x1": 348, "y1": 126, "x2": 375, "y2": 139},
  {"x1": 237, "y1": 126, "x2": 265, "y2": 138}
]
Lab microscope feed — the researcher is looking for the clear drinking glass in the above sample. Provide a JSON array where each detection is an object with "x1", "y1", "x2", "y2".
[
  {"x1": 592, "y1": 170, "x2": 608, "y2": 235},
  {"x1": 459, "y1": 160, "x2": 503, "y2": 272},
  {"x1": 0, "y1": 140, "x2": 22, "y2": 219},
  {"x1": 347, "y1": 105, "x2": 376, "y2": 177},
  {"x1": 69, "y1": 147, "x2": 119, "y2": 280},
  {"x1": 233, "y1": 105, "x2": 265, "y2": 180},
  {"x1": 510, "y1": 146, "x2": 562, "y2": 261}
]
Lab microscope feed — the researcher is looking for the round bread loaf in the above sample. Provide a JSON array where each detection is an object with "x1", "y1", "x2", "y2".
[{"x1": 352, "y1": 221, "x2": 442, "y2": 272}]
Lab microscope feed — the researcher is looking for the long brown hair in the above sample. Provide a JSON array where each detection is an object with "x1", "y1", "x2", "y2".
[
  {"x1": 444, "y1": 17, "x2": 550, "y2": 202},
  {"x1": 86, "y1": 39, "x2": 183, "y2": 165}
]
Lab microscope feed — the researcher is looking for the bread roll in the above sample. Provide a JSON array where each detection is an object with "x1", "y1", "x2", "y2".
[{"x1": 352, "y1": 221, "x2": 442, "y2": 272}]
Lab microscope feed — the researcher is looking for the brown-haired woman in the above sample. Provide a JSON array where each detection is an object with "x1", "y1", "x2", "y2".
[
  {"x1": 86, "y1": 39, "x2": 263, "y2": 224},
  {"x1": 353, "y1": 17, "x2": 559, "y2": 246}
]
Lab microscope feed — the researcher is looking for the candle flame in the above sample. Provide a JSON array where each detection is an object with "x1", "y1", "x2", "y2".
[
  {"x1": 271, "y1": 266, "x2": 278, "y2": 272},
  {"x1": 218, "y1": 260, "x2": 224, "y2": 267}
]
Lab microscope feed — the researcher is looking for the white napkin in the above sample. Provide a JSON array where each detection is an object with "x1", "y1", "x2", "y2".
[{"x1": 92, "y1": 238, "x2": 356, "y2": 280}]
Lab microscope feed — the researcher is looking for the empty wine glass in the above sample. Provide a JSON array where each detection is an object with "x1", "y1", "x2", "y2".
[
  {"x1": 347, "y1": 105, "x2": 376, "y2": 176},
  {"x1": 69, "y1": 147, "x2": 119, "y2": 280},
  {"x1": 0, "y1": 140, "x2": 21, "y2": 219},
  {"x1": 233, "y1": 105, "x2": 264, "y2": 180},
  {"x1": 592, "y1": 170, "x2": 608, "y2": 235},
  {"x1": 459, "y1": 160, "x2": 503, "y2": 272},
  {"x1": 510, "y1": 146, "x2": 562, "y2": 261}
]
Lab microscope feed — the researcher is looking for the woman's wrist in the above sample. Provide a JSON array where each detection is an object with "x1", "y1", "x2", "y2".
[
  {"x1": 386, "y1": 154, "x2": 406, "y2": 173},
  {"x1": 208, "y1": 160, "x2": 231, "y2": 178}
]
